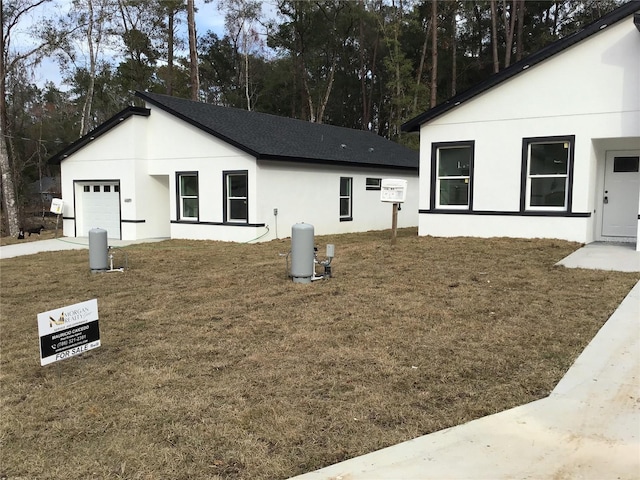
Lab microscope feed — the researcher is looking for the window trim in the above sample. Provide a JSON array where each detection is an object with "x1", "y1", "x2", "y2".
[
  {"x1": 365, "y1": 177, "x2": 382, "y2": 191},
  {"x1": 520, "y1": 135, "x2": 575, "y2": 213},
  {"x1": 340, "y1": 176, "x2": 353, "y2": 221},
  {"x1": 176, "y1": 171, "x2": 199, "y2": 221},
  {"x1": 430, "y1": 140, "x2": 475, "y2": 210},
  {"x1": 223, "y1": 170, "x2": 249, "y2": 223}
]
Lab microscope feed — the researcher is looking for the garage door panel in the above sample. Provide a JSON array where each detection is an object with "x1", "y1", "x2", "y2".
[{"x1": 79, "y1": 183, "x2": 121, "y2": 239}]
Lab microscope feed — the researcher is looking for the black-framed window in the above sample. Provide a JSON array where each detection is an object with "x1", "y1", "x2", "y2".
[
  {"x1": 431, "y1": 141, "x2": 474, "y2": 209},
  {"x1": 177, "y1": 172, "x2": 198, "y2": 220},
  {"x1": 224, "y1": 171, "x2": 248, "y2": 223},
  {"x1": 366, "y1": 178, "x2": 382, "y2": 190},
  {"x1": 340, "y1": 177, "x2": 353, "y2": 221},
  {"x1": 521, "y1": 135, "x2": 574, "y2": 212}
]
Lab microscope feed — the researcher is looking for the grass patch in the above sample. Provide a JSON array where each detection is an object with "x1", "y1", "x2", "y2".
[{"x1": 1, "y1": 228, "x2": 638, "y2": 479}]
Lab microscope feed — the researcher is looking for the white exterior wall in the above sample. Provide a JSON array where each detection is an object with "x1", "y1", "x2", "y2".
[
  {"x1": 256, "y1": 161, "x2": 419, "y2": 241},
  {"x1": 418, "y1": 16, "x2": 640, "y2": 244},
  {"x1": 143, "y1": 107, "x2": 260, "y2": 242},
  {"x1": 61, "y1": 115, "x2": 148, "y2": 239},
  {"x1": 62, "y1": 105, "x2": 419, "y2": 243}
]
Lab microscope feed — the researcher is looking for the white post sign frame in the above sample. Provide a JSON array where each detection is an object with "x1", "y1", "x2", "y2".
[
  {"x1": 37, "y1": 299, "x2": 100, "y2": 366},
  {"x1": 380, "y1": 178, "x2": 408, "y2": 203}
]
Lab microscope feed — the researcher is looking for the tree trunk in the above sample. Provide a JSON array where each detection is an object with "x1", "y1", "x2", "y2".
[
  {"x1": 451, "y1": 1, "x2": 457, "y2": 96},
  {"x1": 187, "y1": 0, "x2": 199, "y2": 101},
  {"x1": 515, "y1": 0, "x2": 524, "y2": 61},
  {"x1": 412, "y1": 19, "x2": 431, "y2": 113},
  {"x1": 316, "y1": 58, "x2": 337, "y2": 124},
  {"x1": 0, "y1": 137, "x2": 20, "y2": 237},
  {"x1": 503, "y1": 0, "x2": 516, "y2": 68},
  {"x1": 358, "y1": 1, "x2": 369, "y2": 129},
  {"x1": 0, "y1": 8, "x2": 19, "y2": 237},
  {"x1": 429, "y1": 0, "x2": 438, "y2": 108},
  {"x1": 167, "y1": 8, "x2": 174, "y2": 95},
  {"x1": 79, "y1": 0, "x2": 96, "y2": 137},
  {"x1": 490, "y1": 0, "x2": 499, "y2": 73}
]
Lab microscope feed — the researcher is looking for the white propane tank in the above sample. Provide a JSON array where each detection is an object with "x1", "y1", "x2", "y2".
[
  {"x1": 291, "y1": 223, "x2": 314, "y2": 283},
  {"x1": 89, "y1": 228, "x2": 108, "y2": 272}
]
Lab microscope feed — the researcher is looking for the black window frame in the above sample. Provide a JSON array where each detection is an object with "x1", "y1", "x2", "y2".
[
  {"x1": 520, "y1": 135, "x2": 575, "y2": 213},
  {"x1": 365, "y1": 177, "x2": 382, "y2": 191},
  {"x1": 223, "y1": 170, "x2": 249, "y2": 223},
  {"x1": 176, "y1": 171, "x2": 199, "y2": 221},
  {"x1": 339, "y1": 176, "x2": 353, "y2": 221},
  {"x1": 430, "y1": 140, "x2": 475, "y2": 210}
]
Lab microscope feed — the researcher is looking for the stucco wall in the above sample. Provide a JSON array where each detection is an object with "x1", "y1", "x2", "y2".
[
  {"x1": 256, "y1": 161, "x2": 419, "y2": 241},
  {"x1": 61, "y1": 115, "x2": 149, "y2": 239},
  {"x1": 417, "y1": 15, "x2": 640, "y2": 244}
]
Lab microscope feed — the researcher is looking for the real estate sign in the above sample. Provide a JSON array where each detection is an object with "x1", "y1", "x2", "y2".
[{"x1": 37, "y1": 299, "x2": 100, "y2": 366}]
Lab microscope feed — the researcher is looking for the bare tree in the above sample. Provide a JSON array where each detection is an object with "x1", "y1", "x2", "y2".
[
  {"x1": 1, "y1": 0, "x2": 57, "y2": 237},
  {"x1": 218, "y1": 0, "x2": 262, "y2": 111}
]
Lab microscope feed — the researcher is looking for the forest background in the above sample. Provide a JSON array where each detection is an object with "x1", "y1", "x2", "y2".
[{"x1": 0, "y1": 0, "x2": 626, "y2": 236}]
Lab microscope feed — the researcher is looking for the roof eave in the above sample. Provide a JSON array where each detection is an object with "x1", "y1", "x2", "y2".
[
  {"x1": 49, "y1": 106, "x2": 150, "y2": 164},
  {"x1": 257, "y1": 154, "x2": 418, "y2": 171}
]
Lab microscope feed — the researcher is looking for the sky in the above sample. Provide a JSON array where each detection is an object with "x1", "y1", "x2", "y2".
[{"x1": 12, "y1": 0, "x2": 247, "y2": 90}]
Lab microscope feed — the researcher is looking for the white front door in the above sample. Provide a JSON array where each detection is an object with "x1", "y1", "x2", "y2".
[{"x1": 602, "y1": 151, "x2": 640, "y2": 238}]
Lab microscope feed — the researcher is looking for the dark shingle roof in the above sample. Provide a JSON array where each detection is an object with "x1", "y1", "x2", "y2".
[
  {"x1": 136, "y1": 91, "x2": 417, "y2": 170},
  {"x1": 402, "y1": 1, "x2": 640, "y2": 132}
]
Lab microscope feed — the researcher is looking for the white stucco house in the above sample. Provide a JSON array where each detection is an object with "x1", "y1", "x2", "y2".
[
  {"x1": 51, "y1": 92, "x2": 418, "y2": 242},
  {"x1": 402, "y1": 2, "x2": 640, "y2": 250}
]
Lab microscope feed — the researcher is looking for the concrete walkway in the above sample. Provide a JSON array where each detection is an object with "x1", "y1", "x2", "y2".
[
  {"x1": 292, "y1": 244, "x2": 640, "y2": 480},
  {"x1": 0, "y1": 236, "x2": 167, "y2": 260},
  {"x1": 556, "y1": 241, "x2": 640, "y2": 272}
]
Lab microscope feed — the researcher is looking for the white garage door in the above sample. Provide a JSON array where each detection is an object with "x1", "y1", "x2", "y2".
[{"x1": 79, "y1": 182, "x2": 121, "y2": 239}]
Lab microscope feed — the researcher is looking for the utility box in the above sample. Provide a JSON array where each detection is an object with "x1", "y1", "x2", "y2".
[{"x1": 380, "y1": 178, "x2": 408, "y2": 203}]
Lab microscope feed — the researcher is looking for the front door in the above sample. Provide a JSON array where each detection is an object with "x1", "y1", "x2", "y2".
[{"x1": 602, "y1": 151, "x2": 640, "y2": 238}]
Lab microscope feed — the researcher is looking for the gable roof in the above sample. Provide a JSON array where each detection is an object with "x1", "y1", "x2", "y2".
[
  {"x1": 402, "y1": 1, "x2": 640, "y2": 132},
  {"x1": 49, "y1": 107, "x2": 150, "y2": 164},
  {"x1": 136, "y1": 92, "x2": 418, "y2": 170}
]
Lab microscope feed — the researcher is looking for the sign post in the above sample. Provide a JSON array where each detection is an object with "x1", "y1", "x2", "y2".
[
  {"x1": 37, "y1": 299, "x2": 100, "y2": 366},
  {"x1": 380, "y1": 179, "x2": 408, "y2": 246},
  {"x1": 50, "y1": 198, "x2": 63, "y2": 238}
]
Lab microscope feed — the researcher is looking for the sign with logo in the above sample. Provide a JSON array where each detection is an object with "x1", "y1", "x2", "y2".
[
  {"x1": 380, "y1": 178, "x2": 408, "y2": 203},
  {"x1": 37, "y1": 299, "x2": 100, "y2": 366}
]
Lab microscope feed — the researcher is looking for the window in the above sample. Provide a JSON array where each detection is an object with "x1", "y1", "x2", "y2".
[
  {"x1": 93, "y1": 185, "x2": 100, "y2": 192},
  {"x1": 340, "y1": 177, "x2": 352, "y2": 221},
  {"x1": 613, "y1": 157, "x2": 639, "y2": 173},
  {"x1": 432, "y1": 141, "x2": 474, "y2": 209},
  {"x1": 178, "y1": 172, "x2": 198, "y2": 220},
  {"x1": 114, "y1": 185, "x2": 120, "y2": 193},
  {"x1": 104, "y1": 185, "x2": 111, "y2": 193},
  {"x1": 522, "y1": 136, "x2": 574, "y2": 211},
  {"x1": 84, "y1": 185, "x2": 90, "y2": 192},
  {"x1": 224, "y1": 171, "x2": 248, "y2": 222},
  {"x1": 366, "y1": 178, "x2": 382, "y2": 190}
]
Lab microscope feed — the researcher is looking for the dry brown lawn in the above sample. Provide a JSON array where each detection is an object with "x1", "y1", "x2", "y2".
[{"x1": 1, "y1": 228, "x2": 638, "y2": 479}]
